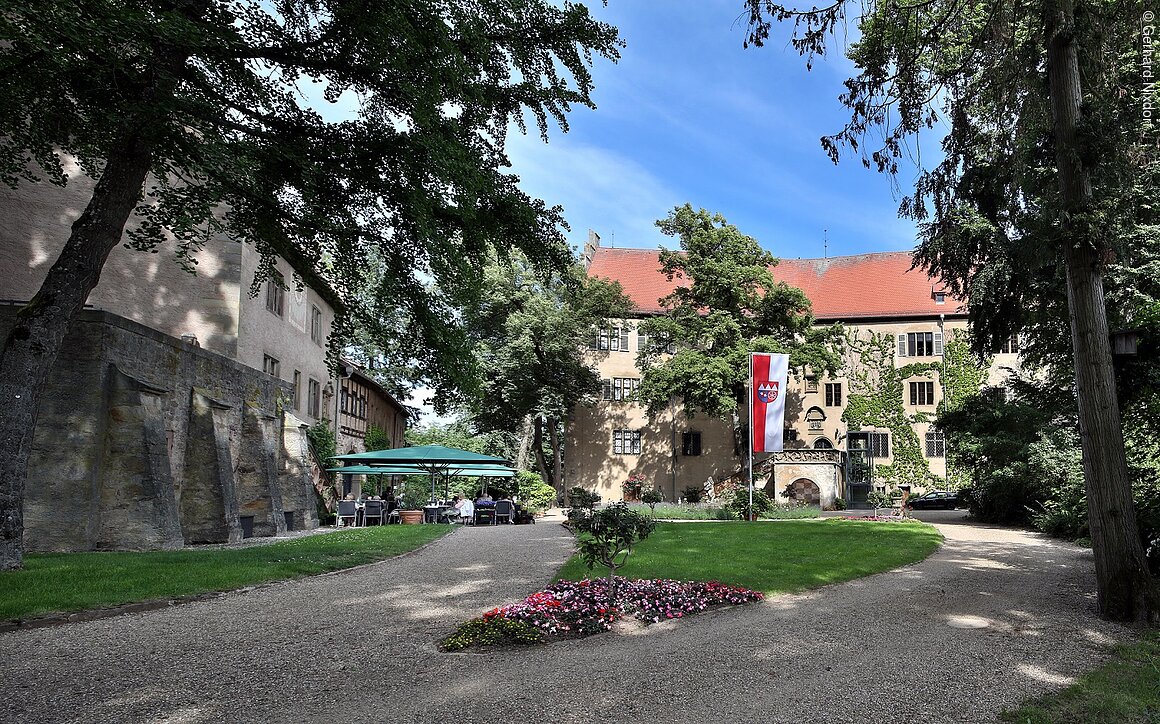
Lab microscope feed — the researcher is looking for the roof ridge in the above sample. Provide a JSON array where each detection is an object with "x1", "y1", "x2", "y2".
[{"x1": 592, "y1": 246, "x2": 916, "y2": 264}]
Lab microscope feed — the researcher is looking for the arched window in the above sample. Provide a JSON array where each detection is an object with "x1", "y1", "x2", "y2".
[{"x1": 813, "y1": 437, "x2": 834, "y2": 449}]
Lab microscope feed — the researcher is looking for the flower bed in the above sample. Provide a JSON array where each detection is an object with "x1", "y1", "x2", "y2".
[{"x1": 441, "y1": 577, "x2": 763, "y2": 651}]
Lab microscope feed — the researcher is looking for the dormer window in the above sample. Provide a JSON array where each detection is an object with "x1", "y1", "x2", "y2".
[{"x1": 934, "y1": 291, "x2": 946, "y2": 304}]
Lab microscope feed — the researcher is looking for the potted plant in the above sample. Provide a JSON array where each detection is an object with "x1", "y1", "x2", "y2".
[
  {"x1": 397, "y1": 477, "x2": 427, "y2": 524},
  {"x1": 621, "y1": 473, "x2": 647, "y2": 503}
]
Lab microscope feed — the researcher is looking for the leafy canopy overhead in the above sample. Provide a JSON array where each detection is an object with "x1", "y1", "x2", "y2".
[
  {"x1": 0, "y1": 0, "x2": 622, "y2": 384},
  {"x1": 637, "y1": 204, "x2": 843, "y2": 421}
]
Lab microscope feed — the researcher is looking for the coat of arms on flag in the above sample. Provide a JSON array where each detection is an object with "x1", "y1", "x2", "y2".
[{"x1": 757, "y1": 381, "x2": 779, "y2": 404}]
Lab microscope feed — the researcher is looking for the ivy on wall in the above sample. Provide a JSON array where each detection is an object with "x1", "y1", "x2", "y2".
[{"x1": 841, "y1": 329, "x2": 989, "y2": 489}]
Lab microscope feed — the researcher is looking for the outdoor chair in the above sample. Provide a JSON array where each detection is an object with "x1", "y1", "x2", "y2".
[
  {"x1": 385, "y1": 501, "x2": 400, "y2": 524},
  {"x1": 337, "y1": 500, "x2": 358, "y2": 527},
  {"x1": 363, "y1": 500, "x2": 385, "y2": 526},
  {"x1": 493, "y1": 500, "x2": 514, "y2": 524},
  {"x1": 458, "y1": 499, "x2": 475, "y2": 525},
  {"x1": 438, "y1": 506, "x2": 459, "y2": 524}
]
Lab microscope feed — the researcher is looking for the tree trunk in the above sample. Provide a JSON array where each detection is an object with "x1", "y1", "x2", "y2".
[
  {"x1": 0, "y1": 130, "x2": 158, "y2": 569},
  {"x1": 532, "y1": 415, "x2": 557, "y2": 496},
  {"x1": 1046, "y1": 0, "x2": 1158, "y2": 622},
  {"x1": 547, "y1": 415, "x2": 563, "y2": 499},
  {"x1": 515, "y1": 414, "x2": 534, "y2": 471}
]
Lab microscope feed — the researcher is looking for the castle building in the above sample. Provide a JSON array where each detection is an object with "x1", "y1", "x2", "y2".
[{"x1": 568, "y1": 235, "x2": 1017, "y2": 508}]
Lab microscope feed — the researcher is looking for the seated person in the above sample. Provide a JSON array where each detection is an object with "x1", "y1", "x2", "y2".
[{"x1": 457, "y1": 497, "x2": 474, "y2": 522}]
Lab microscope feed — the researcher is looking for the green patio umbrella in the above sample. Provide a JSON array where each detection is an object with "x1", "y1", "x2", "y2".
[{"x1": 332, "y1": 445, "x2": 513, "y2": 503}]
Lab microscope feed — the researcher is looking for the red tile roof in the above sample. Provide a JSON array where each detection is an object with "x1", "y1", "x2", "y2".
[{"x1": 586, "y1": 247, "x2": 964, "y2": 320}]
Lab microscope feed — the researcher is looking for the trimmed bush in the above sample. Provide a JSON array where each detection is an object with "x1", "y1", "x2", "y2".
[{"x1": 440, "y1": 616, "x2": 544, "y2": 651}]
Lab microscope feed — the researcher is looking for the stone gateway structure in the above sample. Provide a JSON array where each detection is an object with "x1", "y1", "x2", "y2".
[{"x1": 0, "y1": 307, "x2": 321, "y2": 551}]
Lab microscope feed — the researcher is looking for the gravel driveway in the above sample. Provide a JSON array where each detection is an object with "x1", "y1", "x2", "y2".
[{"x1": 1, "y1": 515, "x2": 1133, "y2": 723}]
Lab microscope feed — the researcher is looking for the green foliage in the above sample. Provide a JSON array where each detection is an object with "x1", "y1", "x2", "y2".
[
  {"x1": 681, "y1": 485, "x2": 705, "y2": 504},
  {"x1": 363, "y1": 424, "x2": 391, "y2": 454},
  {"x1": 574, "y1": 503, "x2": 656, "y2": 597},
  {"x1": 866, "y1": 491, "x2": 896, "y2": 511},
  {"x1": 467, "y1": 252, "x2": 632, "y2": 429},
  {"x1": 568, "y1": 486, "x2": 601, "y2": 511},
  {"x1": 843, "y1": 331, "x2": 988, "y2": 489},
  {"x1": 745, "y1": 0, "x2": 1160, "y2": 616},
  {"x1": 405, "y1": 420, "x2": 513, "y2": 459},
  {"x1": 940, "y1": 385, "x2": 1087, "y2": 528},
  {"x1": 565, "y1": 486, "x2": 602, "y2": 528},
  {"x1": 641, "y1": 488, "x2": 665, "y2": 514},
  {"x1": 306, "y1": 421, "x2": 336, "y2": 466},
  {"x1": 637, "y1": 204, "x2": 844, "y2": 451},
  {"x1": 461, "y1": 252, "x2": 632, "y2": 490},
  {"x1": 0, "y1": 0, "x2": 624, "y2": 394},
  {"x1": 724, "y1": 488, "x2": 774, "y2": 521},
  {"x1": 439, "y1": 617, "x2": 544, "y2": 652},
  {"x1": 516, "y1": 470, "x2": 557, "y2": 513}
]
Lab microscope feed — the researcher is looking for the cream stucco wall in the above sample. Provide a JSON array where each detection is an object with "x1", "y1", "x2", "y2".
[
  {"x1": 236, "y1": 245, "x2": 334, "y2": 426},
  {"x1": 0, "y1": 161, "x2": 243, "y2": 357}
]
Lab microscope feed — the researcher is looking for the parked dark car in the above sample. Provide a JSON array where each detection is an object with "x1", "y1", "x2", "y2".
[{"x1": 907, "y1": 490, "x2": 959, "y2": 510}]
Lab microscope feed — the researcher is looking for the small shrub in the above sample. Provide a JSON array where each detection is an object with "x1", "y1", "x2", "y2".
[
  {"x1": 566, "y1": 486, "x2": 602, "y2": 527},
  {"x1": 641, "y1": 488, "x2": 665, "y2": 515},
  {"x1": 832, "y1": 496, "x2": 847, "y2": 511},
  {"x1": 866, "y1": 491, "x2": 896, "y2": 511},
  {"x1": 724, "y1": 488, "x2": 774, "y2": 520},
  {"x1": 517, "y1": 471, "x2": 557, "y2": 512},
  {"x1": 682, "y1": 485, "x2": 704, "y2": 504},
  {"x1": 576, "y1": 503, "x2": 656, "y2": 599},
  {"x1": 440, "y1": 616, "x2": 544, "y2": 651}
]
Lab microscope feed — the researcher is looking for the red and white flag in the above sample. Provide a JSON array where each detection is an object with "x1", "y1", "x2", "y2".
[{"x1": 751, "y1": 352, "x2": 789, "y2": 453}]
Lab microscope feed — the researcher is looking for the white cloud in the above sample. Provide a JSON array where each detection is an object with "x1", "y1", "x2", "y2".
[{"x1": 505, "y1": 132, "x2": 683, "y2": 251}]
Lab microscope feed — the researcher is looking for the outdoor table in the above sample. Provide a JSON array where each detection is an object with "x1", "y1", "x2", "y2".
[
  {"x1": 475, "y1": 508, "x2": 495, "y2": 525},
  {"x1": 423, "y1": 505, "x2": 443, "y2": 524}
]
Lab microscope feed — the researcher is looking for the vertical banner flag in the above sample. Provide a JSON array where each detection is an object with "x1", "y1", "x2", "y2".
[{"x1": 751, "y1": 353, "x2": 790, "y2": 453}]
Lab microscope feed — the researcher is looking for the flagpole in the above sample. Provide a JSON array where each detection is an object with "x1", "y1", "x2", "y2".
[{"x1": 748, "y1": 352, "x2": 754, "y2": 520}]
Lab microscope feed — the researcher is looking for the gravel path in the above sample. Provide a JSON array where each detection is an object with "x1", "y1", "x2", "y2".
[{"x1": 1, "y1": 515, "x2": 1134, "y2": 724}]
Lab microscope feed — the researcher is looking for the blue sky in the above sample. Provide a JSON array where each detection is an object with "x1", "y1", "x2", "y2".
[{"x1": 505, "y1": 0, "x2": 938, "y2": 261}]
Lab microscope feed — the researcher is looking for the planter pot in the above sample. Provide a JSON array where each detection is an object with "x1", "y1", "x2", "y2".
[{"x1": 399, "y1": 510, "x2": 424, "y2": 525}]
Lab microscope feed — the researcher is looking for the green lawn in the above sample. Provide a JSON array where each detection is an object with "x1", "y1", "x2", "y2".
[
  {"x1": 1001, "y1": 632, "x2": 1160, "y2": 724},
  {"x1": 556, "y1": 519, "x2": 943, "y2": 594},
  {"x1": 0, "y1": 525, "x2": 449, "y2": 621}
]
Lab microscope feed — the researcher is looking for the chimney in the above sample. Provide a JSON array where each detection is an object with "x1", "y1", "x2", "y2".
[{"x1": 581, "y1": 229, "x2": 601, "y2": 269}]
